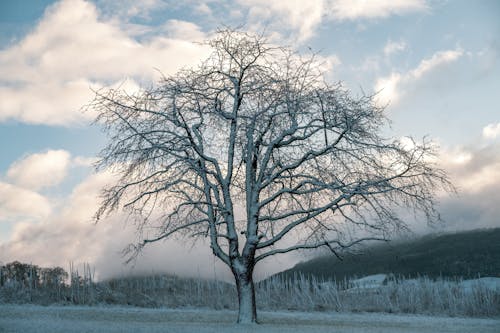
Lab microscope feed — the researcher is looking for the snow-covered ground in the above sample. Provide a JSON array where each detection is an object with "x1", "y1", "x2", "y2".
[
  {"x1": 460, "y1": 277, "x2": 500, "y2": 292},
  {"x1": 346, "y1": 273, "x2": 392, "y2": 291},
  {"x1": 0, "y1": 304, "x2": 498, "y2": 333}
]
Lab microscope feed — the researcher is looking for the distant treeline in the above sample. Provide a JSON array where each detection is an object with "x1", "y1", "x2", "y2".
[
  {"x1": 1, "y1": 261, "x2": 498, "y2": 317},
  {"x1": 0, "y1": 261, "x2": 94, "y2": 304},
  {"x1": 276, "y1": 228, "x2": 500, "y2": 281},
  {"x1": 0, "y1": 261, "x2": 68, "y2": 289}
]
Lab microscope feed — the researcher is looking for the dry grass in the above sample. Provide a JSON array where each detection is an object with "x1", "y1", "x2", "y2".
[{"x1": 1, "y1": 267, "x2": 498, "y2": 317}]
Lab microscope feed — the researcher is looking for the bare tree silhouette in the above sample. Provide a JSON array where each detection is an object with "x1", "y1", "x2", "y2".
[{"x1": 89, "y1": 29, "x2": 452, "y2": 323}]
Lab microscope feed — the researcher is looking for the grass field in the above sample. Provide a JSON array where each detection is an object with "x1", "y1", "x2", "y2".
[{"x1": 1, "y1": 305, "x2": 499, "y2": 333}]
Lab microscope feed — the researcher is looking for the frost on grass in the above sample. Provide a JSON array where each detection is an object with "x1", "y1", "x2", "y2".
[
  {"x1": 1, "y1": 268, "x2": 499, "y2": 318},
  {"x1": 0, "y1": 305, "x2": 499, "y2": 333}
]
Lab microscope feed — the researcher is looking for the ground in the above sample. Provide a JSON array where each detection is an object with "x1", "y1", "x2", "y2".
[{"x1": 0, "y1": 305, "x2": 499, "y2": 333}]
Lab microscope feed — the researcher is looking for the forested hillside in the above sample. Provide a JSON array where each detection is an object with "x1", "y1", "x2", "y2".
[{"x1": 276, "y1": 228, "x2": 500, "y2": 281}]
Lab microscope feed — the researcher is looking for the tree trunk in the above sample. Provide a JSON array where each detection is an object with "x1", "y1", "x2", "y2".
[{"x1": 233, "y1": 264, "x2": 258, "y2": 324}]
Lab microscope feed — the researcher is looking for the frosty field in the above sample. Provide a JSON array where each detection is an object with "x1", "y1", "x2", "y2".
[{"x1": 1, "y1": 305, "x2": 499, "y2": 333}]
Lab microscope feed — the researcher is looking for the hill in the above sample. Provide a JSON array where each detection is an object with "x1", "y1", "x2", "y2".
[{"x1": 275, "y1": 228, "x2": 500, "y2": 281}]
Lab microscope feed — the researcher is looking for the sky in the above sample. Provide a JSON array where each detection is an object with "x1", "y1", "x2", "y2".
[{"x1": 0, "y1": 0, "x2": 499, "y2": 281}]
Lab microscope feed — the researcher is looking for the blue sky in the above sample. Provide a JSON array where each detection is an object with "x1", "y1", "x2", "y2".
[{"x1": 0, "y1": 0, "x2": 499, "y2": 279}]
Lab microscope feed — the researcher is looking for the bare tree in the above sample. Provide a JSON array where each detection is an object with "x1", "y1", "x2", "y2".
[{"x1": 89, "y1": 29, "x2": 452, "y2": 323}]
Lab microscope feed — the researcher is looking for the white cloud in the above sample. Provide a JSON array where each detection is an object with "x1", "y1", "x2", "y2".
[
  {"x1": 435, "y1": 140, "x2": 500, "y2": 230},
  {"x1": 72, "y1": 156, "x2": 98, "y2": 168},
  {"x1": 0, "y1": 79, "x2": 98, "y2": 125},
  {"x1": 439, "y1": 142, "x2": 500, "y2": 194},
  {"x1": 384, "y1": 39, "x2": 407, "y2": 56},
  {"x1": 0, "y1": 0, "x2": 209, "y2": 126},
  {"x1": 0, "y1": 182, "x2": 52, "y2": 221},
  {"x1": 0, "y1": 172, "x2": 117, "y2": 270},
  {"x1": 0, "y1": 150, "x2": 97, "y2": 226},
  {"x1": 459, "y1": 161, "x2": 500, "y2": 193},
  {"x1": 374, "y1": 49, "x2": 463, "y2": 106},
  {"x1": 237, "y1": 0, "x2": 428, "y2": 42},
  {"x1": 240, "y1": 0, "x2": 324, "y2": 42},
  {"x1": 409, "y1": 49, "x2": 463, "y2": 79},
  {"x1": 0, "y1": 0, "x2": 434, "y2": 126},
  {"x1": 6, "y1": 150, "x2": 72, "y2": 191},
  {"x1": 482, "y1": 122, "x2": 500, "y2": 139},
  {"x1": 374, "y1": 73, "x2": 402, "y2": 105},
  {"x1": 446, "y1": 147, "x2": 473, "y2": 165},
  {"x1": 163, "y1": 19, "x2": 207, "y2": 41},
  {"x1": 328, "y1": 0, "x2": 428, "y2": 20}
]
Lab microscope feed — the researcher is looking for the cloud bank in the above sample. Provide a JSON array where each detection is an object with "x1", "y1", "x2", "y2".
[
  {"x1": 0, "y1": 149, "x2": 297, "y2": 281},
  {"x1": 437, "y1": 138, "x2": 500, "y2": 231},
  {"x1": 0, "y1": 0, "x2": 433, "y2": 126},
  {"x1": 238, "y1": 0, "x2": 428, "y2": 42},
  {"x1": 0, "y1": 182, "x2": 52, "y2": 222},
  {"x1": 2, "y1": 126, "x2": 500, "y2": 280},
  {"x1": 0, "y1": 0, "x2": 209, "y2": 126}
]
